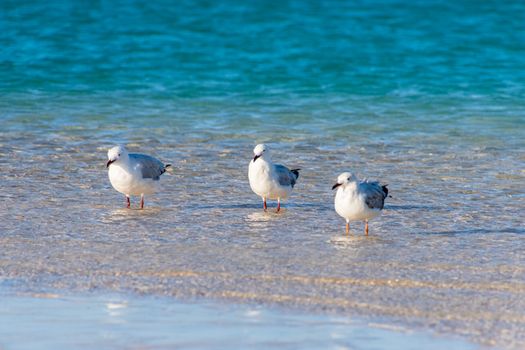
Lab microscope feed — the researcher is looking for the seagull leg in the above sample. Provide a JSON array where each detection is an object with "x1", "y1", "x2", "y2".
[
  {"x1": 276, "y1": 198, "x2": 281, "y2": 213},
  {"x1": 365, "y1": 220, "x2": 369, "y2": 236},
  {"x1": 126, "y1": 196, "x2": 130, "y2": 209},
  {"x1": 140, "y1": 194, "x2": 145, "y2": 209},
  {"x1": 263, "y1": 197, "x2": 267, "y2": 211},
  {"x1": 345, "y1": 220, "x2": 350, "y2": 236}
]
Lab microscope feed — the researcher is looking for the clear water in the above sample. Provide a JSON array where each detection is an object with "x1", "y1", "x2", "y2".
[
  {"x1": 1, "y1": 0, "x2": 524, "y2": 349},
  {"x1": 0, "y1": 291, "x2": 477, "y2": 350}
]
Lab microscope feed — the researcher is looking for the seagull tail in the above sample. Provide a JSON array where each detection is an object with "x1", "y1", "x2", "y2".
[
  {"x1": 382, "y1": 184, "x2": 392, "y2": 199},
  {"x1": 291, "y1": 168, "x2": 300, "y2": 180}
]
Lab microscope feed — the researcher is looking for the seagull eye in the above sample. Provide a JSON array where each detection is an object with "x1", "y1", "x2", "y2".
[
  {"x1": 347, "y1": 177, "x2": 350, "y2": 181},
  {"x1": 118, "y1": 153, "x2": 121, "y2": 156}
]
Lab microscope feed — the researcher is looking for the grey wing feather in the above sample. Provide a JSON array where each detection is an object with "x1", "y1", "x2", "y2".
[
  {"x1": 361, "y1": 180, "x2": 387, "y2": 210},
  {"x1": 275, "y1": 164, "x2": 298, "y2": 188},
  {"x1": 130, "y1": 153, "x2": 168, "y2": 180}
]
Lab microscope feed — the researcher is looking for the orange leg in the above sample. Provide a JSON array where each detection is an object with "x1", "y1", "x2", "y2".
[
  {"x1": 345, "y1": 221, "x2": 350, "y2": 236},
  {"x1": 126, "y1": 196, "x2": 131, "y2": 209},
  {"x1": 365, "y1": 220, "x2": 369, "y2": 236},
  {"x1": 263, "y1": 198, "x2": 267, "y2": 211},
  {"x1": 276, "y1": 198, "x2": 281, "y2": 213},
  {"x1": 140, "y1": 194, "x2": 144, "y2": 209}
]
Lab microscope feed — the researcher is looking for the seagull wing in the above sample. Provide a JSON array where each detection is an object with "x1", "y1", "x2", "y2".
[
  {"x1": 130, "y1": 153, "x2": 169, "y2": 180},
  {"x1": 361, "y1": 180, "x2": 388, "y2": 210},
  {"x1": 275, "y1": 164, "x2": 299, "y2": 188}
]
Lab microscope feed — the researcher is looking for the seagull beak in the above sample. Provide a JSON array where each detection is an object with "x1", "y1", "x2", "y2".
[
  {"x1": 253, "y1": 154, "x2": 261, "y2": 162},
  {"x1": 332, "y1": 183, "x2": 341, "y2": 190},
  {"x1": 106, "y1": 159, "x2": 115, "y2": 168}
]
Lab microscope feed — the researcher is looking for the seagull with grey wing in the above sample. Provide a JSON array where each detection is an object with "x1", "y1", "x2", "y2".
[
  {"x1": 332, "y1": 172, "x2": 389, "y2": 236},
  {"x1": 248, "y1": 144, "x2": 300, "y2": 212},
  {"x1": 106, "y1": 145, "x2": 171, "y2": 209}
]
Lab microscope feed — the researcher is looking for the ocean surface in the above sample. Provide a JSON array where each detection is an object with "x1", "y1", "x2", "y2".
[{"x1": 1, "y1": 0, "x2": 524, "y2": 349}]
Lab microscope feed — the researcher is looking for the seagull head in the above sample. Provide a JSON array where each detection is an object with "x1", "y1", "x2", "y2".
[
  {"x1": 107, "y1": 145, "x2": 128, "y2": 167},
  {"x1": 252, "y1": 143, "x2": 268, "y2": 162},
  {"x1": 332, "y1": 172, "x2": 357, "y2": 190}
]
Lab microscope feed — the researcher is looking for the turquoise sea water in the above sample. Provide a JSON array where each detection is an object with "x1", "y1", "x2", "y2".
[
  {"x1": 1, "y1": 1, "x2": 524, "y2": 349},
  {"x1": 1, "y1": 0, "x2": 524, "y2": 154},
  {"x1": 2, "y1": 0, "x2": 525, "y2": 95}
]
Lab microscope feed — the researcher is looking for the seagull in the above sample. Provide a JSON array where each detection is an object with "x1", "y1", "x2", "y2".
[
  {"x1": 332, "y1": 172, "x2": 389, "y2": 235},
  {"x1": 248, "y1": 144, "x2": 300, "y2": 212},
  {"x1": 106, "y1": 145, "x2": 171, "y2": 209}
]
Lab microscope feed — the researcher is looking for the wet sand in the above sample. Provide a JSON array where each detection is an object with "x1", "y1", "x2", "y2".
[{"x1": 0, "y1": 289, "x2": 479, "y2": 350}]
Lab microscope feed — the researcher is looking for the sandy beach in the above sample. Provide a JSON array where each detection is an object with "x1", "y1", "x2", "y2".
[{"x1": 1, "y1": 0, "x2": 524, "y2": 349}]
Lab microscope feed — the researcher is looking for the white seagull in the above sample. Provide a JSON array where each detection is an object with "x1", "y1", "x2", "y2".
[
  {"x1": 248, "y1": 144, "x2": 300, "y2": 212},
  {"x1": 332, "y1": 172, "x2": 389, "y2": 235},
  {"x1": 106, "y1": 145, "x2": 171, "y2": 209}
]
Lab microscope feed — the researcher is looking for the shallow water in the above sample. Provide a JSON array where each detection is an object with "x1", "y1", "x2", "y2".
[
  {"x1": 1, "y1": 0, "x2": 525, "y2": 349},
  {"x1": 0, "y1": 291, "x2": 477, "y2": 350}
]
